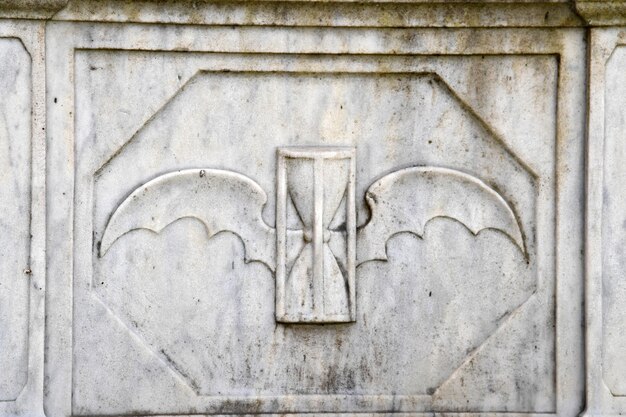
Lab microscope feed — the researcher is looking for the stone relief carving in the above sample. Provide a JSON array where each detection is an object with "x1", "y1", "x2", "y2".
[
  {"x1": 276, "y1": 147, "x2": 356, "y2": 323},
  {"x1": 357, "y1": 166, "x2": 526, "y2": 263},
  {"x1": 60, "y1": 38, "x2": 570, "y2": 413},
  {"x1": 100, "y1": 146, "x2": 524, "y2": 324},
  {"x1": 99, "y1": 169, "x2": 276, "y2": 267},
  {"x1": 0, "y1": 0, "x2": 611, "y2": 414}
]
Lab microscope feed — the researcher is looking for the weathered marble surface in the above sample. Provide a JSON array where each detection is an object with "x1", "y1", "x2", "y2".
[
  {"x1": 0, "y1": 1, "x2": 621, "y2": 417},
  {"x1": 44, "y1": 21, "x2": 585, "y2": 416}
]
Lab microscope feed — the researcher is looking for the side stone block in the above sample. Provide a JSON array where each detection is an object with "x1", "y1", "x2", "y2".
[
  {"x1": 0, "y1": 21, "x2": 46, "y2": 417},
  {"x1": 586, "y1": 27, "x2": 626, "y2": 417}
]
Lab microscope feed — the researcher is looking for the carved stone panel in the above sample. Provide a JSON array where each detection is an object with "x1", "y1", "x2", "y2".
[{"x1": 45, "y1": 23, "x2": 585, "y2": 417}]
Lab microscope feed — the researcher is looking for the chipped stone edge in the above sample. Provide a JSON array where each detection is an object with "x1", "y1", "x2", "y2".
[{"x1": 575, "y1": 1, "x2": 626, "y2": 25}]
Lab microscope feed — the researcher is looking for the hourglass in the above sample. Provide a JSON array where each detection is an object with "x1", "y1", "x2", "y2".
[{"x1": 276, "y1": 147, "x2": 356, "y2": 323}]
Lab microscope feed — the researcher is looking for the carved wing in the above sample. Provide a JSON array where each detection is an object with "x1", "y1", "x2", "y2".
[
  {"x1": 357, "y1": 167, "x2": 525, "y2": 264},
  {"x1": 99, "y1": 169, "x2": 276, "y2": 270}
]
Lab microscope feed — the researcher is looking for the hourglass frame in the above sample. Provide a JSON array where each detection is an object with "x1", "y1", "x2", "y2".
[{"x1": 275, "y1": 147, "x2": 356, "y2": 324}]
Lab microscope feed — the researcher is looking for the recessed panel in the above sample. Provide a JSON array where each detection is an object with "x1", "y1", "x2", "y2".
[{"x1": 71, "y1": 51, "x2": 557, "y2": 414}]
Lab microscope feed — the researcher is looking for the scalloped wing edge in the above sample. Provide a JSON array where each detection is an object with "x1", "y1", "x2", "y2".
[
  {"x1": 356, "y1": 166, "x2": 526, "y2": 265},
  {"x1": 99, "y1": 169, "x2": 276, "y2": 271}
]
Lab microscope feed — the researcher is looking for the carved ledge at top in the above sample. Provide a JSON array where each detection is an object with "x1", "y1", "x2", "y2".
[
  {"x1": 8, "y1": 0, "x2": 625, "y2": 30},
  {"x1": 0, "y1": 0, "x2": 68, "y2": 18},
  {"x1": 46, "y1": 0, "x2": 585, "y2": 27},
  {"x1": 575, "y1": 0, "x2": 626, "y2": 25}
]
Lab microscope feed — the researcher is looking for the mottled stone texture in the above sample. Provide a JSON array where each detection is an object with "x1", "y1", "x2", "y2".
[{"x1": 0, "y1": 1, "x2": 621, "y2": 417}]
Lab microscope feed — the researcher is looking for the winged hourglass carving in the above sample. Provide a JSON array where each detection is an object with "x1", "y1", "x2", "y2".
[{"x1": 99, "y1": 146, "x2": 525, "y2": 324}]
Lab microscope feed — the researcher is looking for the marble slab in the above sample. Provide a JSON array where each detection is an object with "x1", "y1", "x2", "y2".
[
  {"x1": 43, "y1": 22, "x2": 585, "y2": 416},
  {"x1": 0, "y1": 1, "x2": 622, "y2": 416}
]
